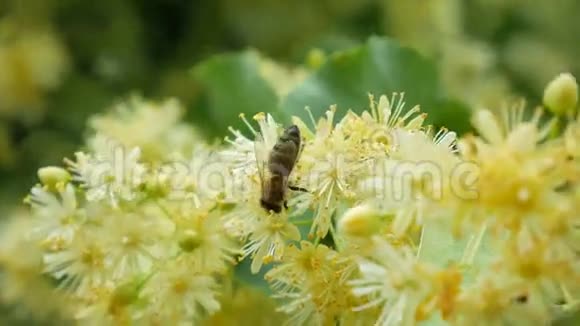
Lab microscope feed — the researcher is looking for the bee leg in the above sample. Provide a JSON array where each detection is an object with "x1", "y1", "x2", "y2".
[
  {"x1": 289, "y1": 185, "x2": 309, "y2": 193},
  {"x1": 284, "y1": 201, "x2": 289, "y2": 210}
]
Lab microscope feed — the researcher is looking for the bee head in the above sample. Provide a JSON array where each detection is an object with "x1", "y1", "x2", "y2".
[
  {"x1": 285, "y1": 125, "x2": 300, "y2": 137},
  {"x1": 283, "y1": 125, "x2": 301, "y2": 146}
]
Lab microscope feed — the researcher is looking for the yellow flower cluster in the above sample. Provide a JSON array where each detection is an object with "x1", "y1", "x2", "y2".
[
  {"x1": 13, "y1": 98, "x2": 239, "y2": 325},
  {"x1": 0, "y1": 74, "x2": 578, "y2": 325},
  {"x1": 0, "y1": 19, "x2": 68, "y2": 122}
]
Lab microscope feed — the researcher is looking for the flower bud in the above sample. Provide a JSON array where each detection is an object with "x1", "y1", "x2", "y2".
[
  {"x1": 338, "y1": 204, "x2": 381, "y2": 237},
  {"x1": 37, "y1": 166, "x2": 71, "y2": 191},
  {"x1": 543, "y1": 73, "x2": 578, "y2": 116},
  {"x1": 472, "y1": 109, "x2": 502, "y2": 144},
  {"x1": 178, "y1": 229, "x2": 203, "y2": 252},
  {"x1": 143, "y1": 172, "x2": 170, "y2": 198},
  {"x1": 109, "y1": 277, "x2": 144, "y2": 313},
  {"x1": 306, "y1": 48, "x2": 326, "y2": 69}
]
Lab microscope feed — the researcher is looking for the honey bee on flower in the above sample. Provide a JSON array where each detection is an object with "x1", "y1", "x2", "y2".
[
  {"x1": 2, "y1": 68, "x2": 579, "y2": 326},
  {"x1": 221, "y1": 113, "x2": 306, "y2": 273}
]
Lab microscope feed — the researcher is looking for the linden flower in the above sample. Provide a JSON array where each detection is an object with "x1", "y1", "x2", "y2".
[
  {"x1": 349, "y1": 238, "x2": 436, "y2": 326},
  {"x1": 455, "y1": 104, "x2": 570, "y2": 242},
  {"x1": 266, "y1": 241, "x2": 359, "y2": 325},
  {"x1": 266, "y1": 241, "x2": 336, "y2": 288},
  {"x1": 202, "y1": 285, "x2": 286, "y2": 325},
  {"x1": 28, "y1": 182, "x2": 81, "y2": 247},
  {"x1": 452, "y1": 273, "x2": 551, "y2": 326},
  {"x1": 467, "y1": 102, "x2": 555, "y2": 154},
  {"x1": 99, "y1": 209, "x2": 168, "y2": 281},
  {"x1": 496, "y1": 224, "x2": 580, "y2": 304},
  {"x1": 358, "y1": 127, "x2": 460, "y2": 236},
  {"x1": 292, "y1": 94, "x2": 431, "y2": 238},
  {"x1": 73, "y1": 281, "x2": 134, "y2": 326},
  {"x1": 139, "y1": 257, "x2": 221, "y2": 325},
  {"x1": 163, "y1": 200, "x2": 239, "y2": 273},
  {"x1": 0, "y1": 215, "x2": 67, "y2": 318},
  {"x1": 143, "y1": 146, "x2": 223, "y2": 206},
  {"x1": 43, "y1": 226, "x2": 108, "y2": 296},
  {"x1": 339, "y1": 93, "x2": 426, "y2": 159},
  {"x1": 240, "y1": 210, "x2": 301, "y2": 274},
  {"x1": 180, "y1": 147, "x2": 229, "y2": 202},
  {"x1": 89, "y1": 96, "x2": 198, "y2": 161},
  {"x1": 66, "y1": 135, "x2": 147, "y2": 206},
  {"x1": 292, "y1": 107, "x2": 368, "y2": 237}
]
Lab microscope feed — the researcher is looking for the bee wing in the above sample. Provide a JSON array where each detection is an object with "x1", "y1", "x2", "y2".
[
  {"x1": 253, "y1": 131, "x2": 270, "y2": 190},
  {"x1": 288, "y1": 135, "x2": 305, "y2": 188}
]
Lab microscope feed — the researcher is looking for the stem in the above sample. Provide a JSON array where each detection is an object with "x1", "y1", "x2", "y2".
[
  {"x1": 155, "y1": 199, "x2": 174, "y2": 220},
  {"x1": 313, "y1": 235, "x2": 321, "y2": 245},
  {"x1": 416, "y1": 225, "x2": 425, "y2": 258},
  {"x1": 329, "y1": 222, "x2": 342, "y2": 251},
  {"x1": 292, "y1": 219, "x2": 313, "y2": 226}
]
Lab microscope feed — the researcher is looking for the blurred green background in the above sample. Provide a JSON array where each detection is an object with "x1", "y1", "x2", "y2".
[{"x1": 1, "y1": 0, "x2": 579, "y2": 209}]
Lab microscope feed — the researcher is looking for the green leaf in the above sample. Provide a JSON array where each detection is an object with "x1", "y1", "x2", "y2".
[
  {"x1": 432, "y1": 98, "x2": 472, "y2": 135},
  {"x1": 191, "y1": 50, "x2": 283, "y2": 138},
  {"x1": 282, "y1": 36, "x2": 471, "y2": 133},
  {"x1": 234, "y1": 257, "x2": 272, "y2": 295}
]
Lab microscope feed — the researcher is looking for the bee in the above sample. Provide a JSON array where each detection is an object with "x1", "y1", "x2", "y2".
[{"x1": 256, "y1": 124, "x2": 307, "y2": 213}]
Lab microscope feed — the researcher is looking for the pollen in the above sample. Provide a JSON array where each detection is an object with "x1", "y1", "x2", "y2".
[
  {"x1": 252, "y1": 112, "x2": 266, "y2": 120},
  {"x1": 172, "y1": 279, "x2": 189, "y2": 294},
  {"x1": 81, "y1": 246, "x2": 105, "y2": 268},
  {"x1": 121, "y1": 234, "x2": 139, "y2": 248},
  {"x1": 41, "y1": 237, "x2": 67, "y2": 252},
  {"x1": 477, "y1": 154, "x2": 542, "y2": 212},
  {"x1": 516, "y1": 187, "x2": 531, "y2": 203},
  {"x1": 436, "y1": 267, "x2": 462, "y2": 320},
  {"x1": 262, "y1": 254, "x2": 274, "y2": 264}
]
